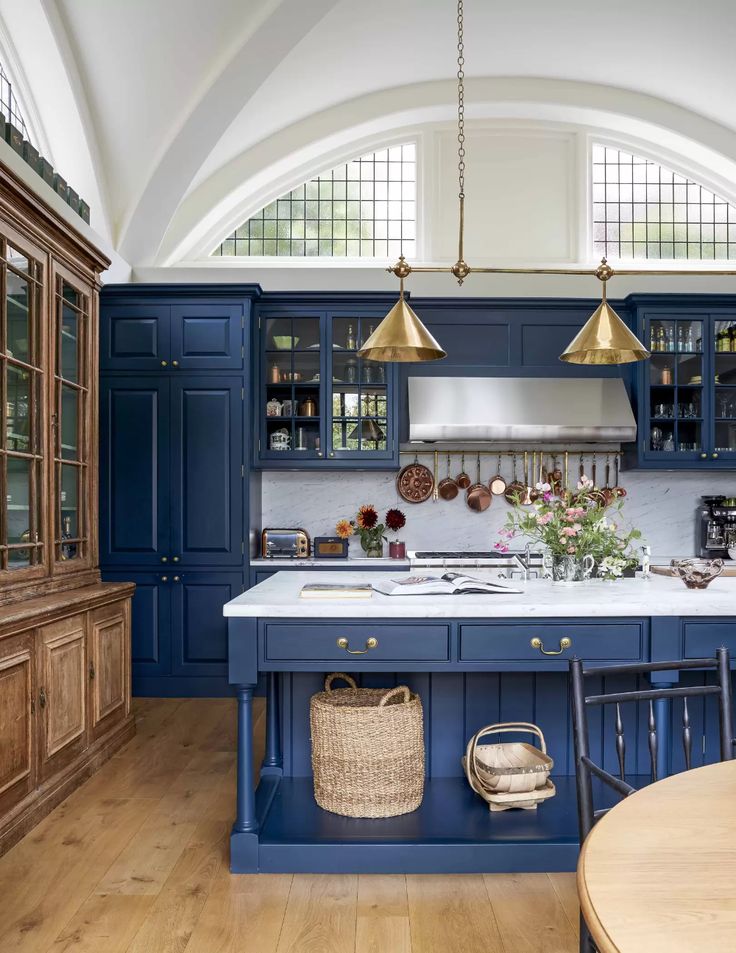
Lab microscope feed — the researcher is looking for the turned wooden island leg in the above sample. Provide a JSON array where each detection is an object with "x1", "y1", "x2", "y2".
[{"x1": 231, "y1": 683, "x2": 259, "y2": 871}]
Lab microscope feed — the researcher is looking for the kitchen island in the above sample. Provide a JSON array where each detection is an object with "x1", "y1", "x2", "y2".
[{"x1": 225, "y1": 571, "x2": 736, "y2": 874}]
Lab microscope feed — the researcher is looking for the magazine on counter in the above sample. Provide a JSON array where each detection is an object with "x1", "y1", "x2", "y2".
[
  {"x1": 372, "y1": 572, "x2": 522, "y2": 596},
  {"x1": 299, "y1": 583, "x2": 373, "y2": 599}
]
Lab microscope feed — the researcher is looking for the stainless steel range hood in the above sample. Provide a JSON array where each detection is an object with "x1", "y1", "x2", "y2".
[{"x1": 408, "y1": 377, "x2": 637, "y2": 444}]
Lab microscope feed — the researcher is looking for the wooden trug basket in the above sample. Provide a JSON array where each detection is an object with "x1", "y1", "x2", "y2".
[{"x1": 463, "y1": 722, "x2": 555, "y2": 811}]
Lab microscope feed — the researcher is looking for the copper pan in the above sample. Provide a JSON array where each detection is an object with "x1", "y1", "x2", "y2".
[
  {"x1": 613, "y1": 453, "x2": 627, "y2": 498},
  {"x1": 489, "y1": 453, "x2": 507, "y2": 495},
  {"x1": 438, "y1": 453, "x2": 459, "y2": 501},
  {"x1": 397, "y1": 455, "x2": 434, "y2": 504},
  {"x1": 456, "y1": 452, "x2": 471, "y2": 490},
  {"x1": 466, "y1": 454, "x2": 491, "y2": 512},
  {"x1": 504, "y1": 453, "x2": 525, "y2": 505}
]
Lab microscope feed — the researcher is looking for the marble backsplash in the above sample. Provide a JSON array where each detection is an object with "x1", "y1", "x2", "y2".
[{"x1": 260, "y1": 467, "x2": 736, "y2": 561}]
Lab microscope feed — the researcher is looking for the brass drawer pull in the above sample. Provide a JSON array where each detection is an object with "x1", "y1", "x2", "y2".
[
  {"x1": 531, "y1": 636, "x2": 572, "y2": 656},
  {"x1": 337, "y1": 636, "x2": 378, "y2": 655}
]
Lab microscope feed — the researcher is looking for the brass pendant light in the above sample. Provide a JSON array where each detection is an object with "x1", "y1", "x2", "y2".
[
  {"x1": 560, "y1": 259, "x2": 650, "y2": 365},
  {"x1": 358, "y1": 271, "x2": 446, "y2": 362}
]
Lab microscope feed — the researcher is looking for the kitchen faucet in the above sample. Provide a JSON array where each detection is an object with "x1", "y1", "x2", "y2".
[{"x1": 508, "y1": 543, "x2": 539, "y2": 582}]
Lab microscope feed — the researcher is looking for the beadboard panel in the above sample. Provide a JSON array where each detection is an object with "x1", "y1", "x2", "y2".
[{"x1": 278, "y1": 670, "x2": 728, "y2": 779}]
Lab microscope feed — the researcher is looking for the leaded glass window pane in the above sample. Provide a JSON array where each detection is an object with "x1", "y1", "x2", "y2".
[
  {"x1": 212, "y1": 143, "x2": 417, "y2": 258},
  {"x1": 592, "y1": 144, "x2": 736, "y2": 260}
]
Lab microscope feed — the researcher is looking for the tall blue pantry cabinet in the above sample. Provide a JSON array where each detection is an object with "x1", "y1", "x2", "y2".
[{"x1": 99, "y1": 285, "x2": 261, "y2": 696}]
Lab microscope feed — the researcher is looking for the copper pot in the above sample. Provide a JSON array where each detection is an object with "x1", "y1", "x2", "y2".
[
  {"x1": 613, "y1": 453, "x2": 626, "y2": 498},
  {"x1": 466, "y1": 454, "x2": 491, "y2": 512},
  {"x1": 397, "y1": 456, "x2": 434, "y2": 504},
  {"x1": 456, "y1": 453, "x2": 471, "y2": 490},
  {"x1": 438, "y1": 454, "x2": 459, "y2": 501}
]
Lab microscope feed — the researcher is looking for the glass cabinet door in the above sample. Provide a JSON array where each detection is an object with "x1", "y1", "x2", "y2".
[
  {"x1": 53, "y1": 269, "x2": 90, "y2": 568},
  {"x1": 712, "y1": 316, "x2": 736, "y2": 459},
  {"x1": 644, "y1": 315, "x2": 705, "y2": 460},
  {"x1": 262, "y1": 315, "x2": 322, "y2": 458},
  {"x1": 1, "y1": 240, "x2": 44, "y2": 574},
  {"x1": 328, "y1": 316, "x2": 392, "y2": 459}
]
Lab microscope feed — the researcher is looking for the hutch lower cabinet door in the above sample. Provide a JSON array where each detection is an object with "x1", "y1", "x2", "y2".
[
  {"x1": 37, "y1": 615, "x2": 88, "y2": 782},
  {"x1": 0, "y1": 633, "x2": 35, "y2": 818},
  {"x1": 88, "y1": 601, "x2": 130, "y2": 742}
]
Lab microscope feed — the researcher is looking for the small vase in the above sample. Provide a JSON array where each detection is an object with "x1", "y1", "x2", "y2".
[
  {"x1": 364, "y1": 541, "x2": 383, "y2": 559},
  {"x1": 389, "y1": 540, "x2": 406, "y2": 559},
  {"x1": 544, "y1": 553, "x2": 594, "y2": 584}
]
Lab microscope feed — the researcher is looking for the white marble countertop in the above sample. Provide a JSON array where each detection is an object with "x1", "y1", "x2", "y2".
[
  {"x1": 250, "y1": 557, "x2": 410, "y2": 568},
  {"x1": 224, "y1": 569, "x2": 736, "y2": 619}
]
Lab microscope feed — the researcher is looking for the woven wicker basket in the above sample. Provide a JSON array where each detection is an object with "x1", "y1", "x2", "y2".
[
  {"x1": 463, "y1": 722, "x2": 553, "y2": 801},
  {"x1": 310, "y1": 672, "x2": 425, "y2": 818}
]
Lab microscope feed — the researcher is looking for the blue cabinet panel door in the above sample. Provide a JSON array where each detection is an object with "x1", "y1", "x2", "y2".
[
  {"x1": 170, "y1": 304, "x2": 243, "y2": 370},
  {"x1": 170, "y1": 571, "x2": 243, "y2": 677},
  {"x1": 100, "y1": 304, "x2": 171, "y2": 370},
  {"x1": 169, "y1": 377, "x2": 244, "y2": 566},
  {"x1": 102, "y1": 570, "x2": 172, "y2": 677},
  {"x1": 99, "y1": 380, "x2": 169, "y2": 566}
]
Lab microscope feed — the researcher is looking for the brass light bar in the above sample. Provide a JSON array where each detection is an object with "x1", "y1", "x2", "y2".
[{"x1": 368, "y1": 0, "x2": 736, "y2": 365}]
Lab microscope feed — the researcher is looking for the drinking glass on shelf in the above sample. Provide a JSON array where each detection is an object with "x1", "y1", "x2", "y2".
[
  {"x1": 651, "y1": 426, "x2": 663, "y2": 450},
  {"x1": 662, "y1": 435, "x2": 675, "y2": 452}
]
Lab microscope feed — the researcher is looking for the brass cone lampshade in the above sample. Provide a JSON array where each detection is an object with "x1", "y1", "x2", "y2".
[
  {"x1": 357, "y1": 282, "x2": 446, "y2": 362},
  {"x1": 560, "y1": 286, "x2": 650, "y2": 366}
]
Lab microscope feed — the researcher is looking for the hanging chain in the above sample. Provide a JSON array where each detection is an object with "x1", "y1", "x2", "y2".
[{"x1": 456, "y1": 0, "x2": 465, "y2": 201}]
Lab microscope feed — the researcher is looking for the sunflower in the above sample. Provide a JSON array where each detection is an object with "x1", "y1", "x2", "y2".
[
  {"x1": 385, "y1": 508, "x2": 406, "y2": 532},
  {"x1": 356, "y1": 504, "x2": 378, "y2": 530},
  {"x1": 335, "y1": 518, "x2": 354, "y2": 539}
]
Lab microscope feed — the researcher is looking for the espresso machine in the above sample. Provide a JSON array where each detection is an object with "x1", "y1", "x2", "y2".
[{"x1": 698, "y1": 495, "x2": 736, "y2": 558}]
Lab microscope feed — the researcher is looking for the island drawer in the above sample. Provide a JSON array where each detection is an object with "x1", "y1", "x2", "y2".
[
  {"x1": 459, "y1": 622, "x2": 644, "y2": 662},
  {"x1": 263, "y1": 623, "x2": 450, "y2": 662},
  {"x1": 682, "y1": 621, "x2": 736, "y2": 658}
]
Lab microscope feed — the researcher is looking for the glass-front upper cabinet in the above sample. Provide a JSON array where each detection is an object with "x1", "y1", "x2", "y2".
[
  {"x1": 52, "y1": 266, "x2": 91, "y2": 570},
  {"x1": 257, "y1": 306, "x2": 398, "y2": 468},
  {"x1": 2, "y1": 238, "x2": 44, "y2": 575},
  {"x1": 634, "y1": 307, "x2": 736, "y2": 467}
]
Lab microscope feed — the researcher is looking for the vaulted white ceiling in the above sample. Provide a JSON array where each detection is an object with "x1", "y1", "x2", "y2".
[{"x1": 4, "y1": 0, "x2": 736, "y2": 269}]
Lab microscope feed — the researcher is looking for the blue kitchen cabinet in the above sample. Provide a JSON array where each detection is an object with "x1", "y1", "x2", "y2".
[
  {"x1": 100, "y1": 376, "x2": 245, "y2": 567},
  {"x1": 101, "y1": 287, "x2": 257, "y2": 372},
  {"x1": 170, "y1": 571, "x2": 243, "y2": 677},
  {"x1": 99, "y1": 378, "x2": 170, "y2": 566},
  {"x1": 100, "y1": 303, "x2": 171, "y2": 371},
  {"x1": 255, "y1": 295, "x2": 400, "y2": 469},
  {"x1": 626, "y1": 296, "x2": 736, "y2": 469}
]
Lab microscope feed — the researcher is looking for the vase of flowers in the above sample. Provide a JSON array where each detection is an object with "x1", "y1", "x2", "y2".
[
  {"x1": 497, "y1": 475, "x2": 642, "y2": 583},
  {"x1": 335, "y1": 505, "x2": 408, "y2": 559}
]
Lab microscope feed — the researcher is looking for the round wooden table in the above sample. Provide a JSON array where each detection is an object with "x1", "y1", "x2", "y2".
[{"x1": 578, "y1": 760, "x2": 736, "y2": 953}]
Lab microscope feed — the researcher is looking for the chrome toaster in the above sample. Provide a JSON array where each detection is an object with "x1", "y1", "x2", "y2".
[{"x1": 261, "y1": 528, "x2": 310, "y2": 559}]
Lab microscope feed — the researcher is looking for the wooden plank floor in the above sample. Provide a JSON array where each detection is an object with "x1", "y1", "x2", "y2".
[{"x1": 0, "y1": 698, "x2": 580, "y2": 953}]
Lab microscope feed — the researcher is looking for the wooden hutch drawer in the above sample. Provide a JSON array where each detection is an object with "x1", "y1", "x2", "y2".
[
  {"x1": 263, "y1": 623, "x2": 450, "y2": 662},
  {"x1": 459, "y1": 622, "x2": 644, "y2": 662}
]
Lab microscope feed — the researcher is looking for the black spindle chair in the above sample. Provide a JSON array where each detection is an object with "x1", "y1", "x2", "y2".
[{"x1": 570, "y1": 647, "x2": 734, "y2": 953}]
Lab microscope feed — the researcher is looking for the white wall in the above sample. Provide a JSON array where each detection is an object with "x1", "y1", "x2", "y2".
[{"x1": 260, "y1": 466, "x2": 736, "y2": 563}]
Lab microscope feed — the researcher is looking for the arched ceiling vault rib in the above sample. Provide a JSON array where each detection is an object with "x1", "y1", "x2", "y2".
[
  {"x1": 117, "y1": 0, "x2": 340, "y2": 267},
  {"x1": 156, "y1": 77, "x2": 736, "y2": 267}
]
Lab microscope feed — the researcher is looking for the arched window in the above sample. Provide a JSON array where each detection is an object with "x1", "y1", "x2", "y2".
[
  {"x1": 592, "y1": 143, "x2": 736, "y2": 260},
  {"x1": 212, "y1": 143, "x2": 416, "y2": 258},
  {"x1": 0, "y1": 60, "x2": 32, "y2": 144}
]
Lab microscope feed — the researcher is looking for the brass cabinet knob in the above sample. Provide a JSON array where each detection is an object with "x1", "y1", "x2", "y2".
[
  {"x1": 172, "y1": 556, "x2": 179, "y2": 562},
  {"x1": 329, "y1": 452, "x2": 335, "y2": 457},
  {"x1": 173, "y1": 576, "x2": 181, "y2": 582},
  {"x1": 161, "y1": 575, "x2": 169, "y2": 582},
  {"x1": 161, "y1": 556, "x2": 168, "y2": 562},
  {"x1": 701, "y1": 452, "x2": 708, "y2": 459},
  {"x1": 337, "y1": 636, "x2": 378, "y2": 655},
  {"x1": 713, "y1": 453, "x2": 720, "y2": 459},
  {"x1": 172, "y1": 360, "x2": 179, "y2": 367},
  {"x1": 317, "y1": 451, "x2": 323, "y2": 457},
  {"x1": 530, "y1": 636, "x2": 572, "y2": 656},
  {"x1": 161, "y1": 360, "x2": 168, "y2": 367}
]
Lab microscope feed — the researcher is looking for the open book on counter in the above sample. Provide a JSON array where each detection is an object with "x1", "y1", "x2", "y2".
[{"x1": 371, "y1": 572, "x2": 523, "y2": 596}]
